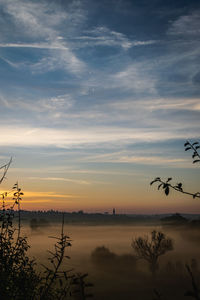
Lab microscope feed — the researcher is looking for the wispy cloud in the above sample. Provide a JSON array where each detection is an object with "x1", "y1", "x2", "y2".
[
  {"x1": 20, "y1": 191, "x2": 78, "y2": 199},
  {"x1": 0, "y1": 43, "x2": 71, "y2": 50},
  {"x1": 1, "y1": 0, "x2": 65, "y2": 39},
  {"x1": 4, "y1": 199, "x2": 51, "y2": 203},
  {"x1": 168, "y1": 11, "x2": 200, "y2": 37},
  {"x1": 31, "y1": 47, "x2": 86, "y2": 74},
  {"x1": 0, "y1": 55, "x2": 19, "y2": 68},
  {"x1": 81, "y1": 150, "x2": 189, "y2": 167},
  {"x1": 0, "y1": 0, "x2": 86, "y2": 74},
  {"x1": 108, "y1": 98, "x2": 200, "y2": 112},
  {"x1": 0, "y1": 190, "x2": 78, "y2": 199},
  {"x1": 0, "y1": 94, "x2": 74, "y2": 113},
  {"x1": 73, "y1": 26, "x2": 156, "y2": 50},
  {"x1": 109, "y1": 64, "x2": 157, "y2": 95},
  {"x1": 0, "y1": 126, "x2": 199, "y2": 149},
  {"x1": 29, "y1": 177, "x2": 91, "y2": 185},
  {"x1": 0, "y1": 1, "x2": 156, "y2": 76}
]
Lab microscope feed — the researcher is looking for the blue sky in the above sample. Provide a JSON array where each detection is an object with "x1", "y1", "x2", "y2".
[{"x1": 0, "y1": 0, "x2": 199, "y2": 213}]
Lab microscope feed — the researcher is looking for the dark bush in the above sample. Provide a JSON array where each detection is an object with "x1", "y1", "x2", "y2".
[{"x1": 0, "y1": 159, "x2": 92, "y2": 300}]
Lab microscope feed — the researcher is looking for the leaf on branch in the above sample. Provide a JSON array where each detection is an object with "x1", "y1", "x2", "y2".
[
  {"x1": 150, "y1": 178, "x2": 161, "y2": 185},
  {"x1": 193, "y1": 160, "x2": 200, "y2": 164},
  {"x1": 150, "y1": 180, "x2": 156, "y2": 185},
  {"x1": 158, "y1": 183, "x2": 163, "y2": 190},
  {"x1": 193, "y1": 193, "x2": 200, "y2": 199},
  {"x1": 195, "y1": 145, "x2": 200, "y2": 149},
  {"x1": 192, "y1": 142, "x2": 199, "y2": 146},
  {"x1": 167, "y1": 177, "x2": 172, "y2": 182},
  {"x1": 185, "y1": 147, "x2": 192, "y2": 151},
  {"x1": 176, "y1": 183, "x2": 183, "y2": 191},
  {"x1": 184, "y1": 141, "x2": 190, "y2": 147},
  {"x1": 165, "y1": 186, "x2": 169, "y2": 196},
  {"x1": 192, "y1": 152, "x2": 198, "y2": 158},
  {"x1": 12, "y1": 183, "x2": 17, "y2": 189}
]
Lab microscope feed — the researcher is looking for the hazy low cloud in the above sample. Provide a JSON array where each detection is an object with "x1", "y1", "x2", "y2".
[
  {"x1": 0, "y1": 94, "x2": 74, "y2": 113},
  {"x1": 81, "y1": 150, "x2": 189, "y2": 167},
  {"x1": 108, "y1": 98, "x2": 200, "y2": 113},
  {"x1": 111, "y1": 64, "x2": 157, "y2": 95},
  {"x1": 0, "y1": 126, "x2": 198, "y2": 149}
]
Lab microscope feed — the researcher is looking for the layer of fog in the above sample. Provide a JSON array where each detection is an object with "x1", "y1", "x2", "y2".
[{"x1": 21, "y1": 223, "x2": 200, "y2": 300}]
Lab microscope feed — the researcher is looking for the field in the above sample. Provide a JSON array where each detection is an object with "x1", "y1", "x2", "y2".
[{"x1": 22, "y1": 222, "x2": 200, "y2": 300}]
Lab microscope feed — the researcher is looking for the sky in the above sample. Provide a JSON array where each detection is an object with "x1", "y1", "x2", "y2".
[{"x1": 0, "y1": 0, "x2": 199, "y2": 213}]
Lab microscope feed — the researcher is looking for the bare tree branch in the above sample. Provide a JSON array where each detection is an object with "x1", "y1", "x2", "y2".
[
  {"x1": 150, "y1": 177, "x2": 200, "y2": 199},
  {"x1": 184, "y1": 141, "x2": 200, "y2": 164},
  {"x1": 0, "y1": 157, "x2": 12, "y2": 185},
  {"x1": 185, "y1": 264, "x2": 200, "y2": 300},
  {"x1": 150, "y1": 140, "x2": 200, "y2": 199}
]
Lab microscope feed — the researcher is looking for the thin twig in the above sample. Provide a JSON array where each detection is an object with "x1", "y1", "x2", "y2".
[{"x1": 0, "y1": 157, "x2": 12, "y2": 185}]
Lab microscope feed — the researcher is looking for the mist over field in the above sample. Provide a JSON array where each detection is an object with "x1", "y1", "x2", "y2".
[{"x1": 21, "y1": 222, "x2": 200, "y2": 300}]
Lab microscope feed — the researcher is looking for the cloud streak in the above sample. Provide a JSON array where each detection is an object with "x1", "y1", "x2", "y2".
[
  {"x1": 0, "y1": 126, "x2": 199, "y2": 148},
  {"x1": 73, "y1": 26, "x2": 156, "y2": 50},
  {"x1": 29, "y1": 177, "x2": 91, "y2": 185}
]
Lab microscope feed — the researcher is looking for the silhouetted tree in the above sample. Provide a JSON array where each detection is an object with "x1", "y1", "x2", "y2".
[
  {"x1": 132, "y1": 230, "x2": 173, "y2": 277},
  {"x1": 91, "y1": 246, "x2": 116, "y2": 263},
  {"x1": 30, "y1": 218, "x2": 38, "y2": 231}
]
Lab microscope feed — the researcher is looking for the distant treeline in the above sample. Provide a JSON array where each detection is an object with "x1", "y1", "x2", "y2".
[{"x1": 6, "y1": 210, "x2": 200, "y2": 226}]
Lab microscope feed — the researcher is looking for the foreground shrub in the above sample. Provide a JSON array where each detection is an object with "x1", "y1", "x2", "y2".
[{"x1": 0, "y1": 168, "x2": 92, "y2": 299}]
